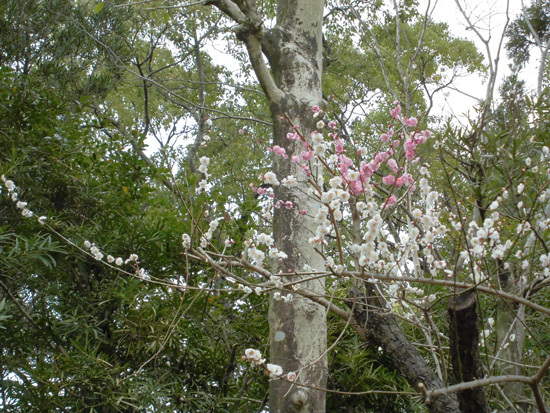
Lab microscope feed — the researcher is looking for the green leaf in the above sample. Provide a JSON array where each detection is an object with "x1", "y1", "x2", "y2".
[{"x1": 94, "y1": 3, "x2": 104, "y2": 14}]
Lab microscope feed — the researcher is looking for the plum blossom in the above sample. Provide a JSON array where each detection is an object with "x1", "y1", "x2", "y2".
[
  {"x1": 282, "y1": 175, "x2": 298, "y2": 187},
  {"x1": 269, "y1": 145, "x2": 288, "y2": 158},
  {"x1": 387, "y1": 159, "x2": 399, "y2": 173},
  {"x1": 382, "y1": 175, "x2": 396, "y2": 185},
  {"x1": 517, "y1": 183, "x2": 525, "y2": 194},
  {"x1": 266, "y1": 363, "x2": 284, "y2": 378},
  {"x1": 4, "y1": 180, "x2": 15, "y2": 191},
  {"x1": 244, "y1": 348, "x2": 263, "y2": 366},
  {"x1": 403, "y1": 117, "x2": 418, "y2": 127},
  {"x1": 390, "y1": 102, "x2": 402, "y2": 119},
  {"x1": 182, "y1": 233, "x2": 191, "y2": 249},
  {"x1": 263, "y1": 172, "x2": 279, "y2": 186}
]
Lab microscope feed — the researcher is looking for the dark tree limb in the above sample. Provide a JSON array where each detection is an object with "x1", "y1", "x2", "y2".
[
  {"x1": 348, "y1": 286, "x2": 461, "y2": 413},
  {"x1": 448, "y1": 290, "x2": 489, "y2": 413}
]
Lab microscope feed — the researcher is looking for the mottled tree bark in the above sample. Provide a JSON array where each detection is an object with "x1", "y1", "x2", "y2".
[
  {"x1": 212, "y1": 1, "x2": 327, "y2": 411},
  {"x1": 266, "y1": 2, "x2": 328, "y2": 411},
  {"x1": 448, "y1": 290, "x2": 489, "y2": 413}
]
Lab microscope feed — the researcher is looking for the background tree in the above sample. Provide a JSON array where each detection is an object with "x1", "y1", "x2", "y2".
[{"x1": 506, "y1": 0, "x2": 550, "y2": 97}]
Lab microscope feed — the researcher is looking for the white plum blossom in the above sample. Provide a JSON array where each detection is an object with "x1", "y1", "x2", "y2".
[
  {"x1": 269, "y1": 248, "x2": 288, "y2": 260},
  {"x1": 517, "y1": 183, "x2": 525, "y2": 194},
  {"x1": 249, "y1": 247, "x2": 265, "y2": 266},
  {"x1": 244, "y1": 348, "x2": 263, "y2": 366},
  {"x1": 264, "y1": 172, "x2": 279, "y2": 186},
  {"x1": 257, "y1": 233, "x2": 274, "y2": 246},
  {"x1": 266, "y1": 363, "x2": 284, "y2": 377},
  {"x1": 270, "y1": 275, "x2": 283, "y2": 289},
  {"x1": 182, "y1": 234, "x2": 191, "y2": 249},
  {"x1": 196, "y1": 179, "x2": 208, "y2": 193},
  {"x1": 329, "y1": 176, "x2": 343, "y2": 188},
  {"x1": 311, "y1": 132, "x2": 323, "y2": 144},
  {"x1": 282, "y1": 175, "x2": 298, "y2": 187}
]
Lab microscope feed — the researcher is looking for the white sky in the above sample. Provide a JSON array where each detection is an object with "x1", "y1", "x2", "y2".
[{"x1": 422, "y1": 0, "x2": 541, "y2": 119}]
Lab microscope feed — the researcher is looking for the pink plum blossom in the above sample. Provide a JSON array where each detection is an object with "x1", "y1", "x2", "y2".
[
  {"x1": 404, "y1": 140, "x2": 416, "y2": 152},
  {"x1": 360, "y1": 162, "x2": 373, "y2": 180},
  {"x1": 387, "y1": 159, "x2": 399, "y2": 173},
  {"x1": 338, "y1": 155, "x2": 353, "y2": 174},
  {"x1": 403, "y1": 117, "x2": 418, "y2": 127},
  {"x1": 391, "y1": 104, "x2": 402, "y2": 119},
  {"x1": 383, "y1": 175, "x2": 396, "y2": 185},
  {"x1": 334, "y1": 139, "x2": 345, "y2": 153},
  {"x1": 270, "y1": 145, "x2": 288, "y2": 158},
  {"x1": 349, "y1": 180, "x2": 363, "y2": 194}
]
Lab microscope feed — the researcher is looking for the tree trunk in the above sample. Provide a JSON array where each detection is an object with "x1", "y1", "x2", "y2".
[
  {"x1": 448, "y1": 290, "x2": 489, "y2": 413},
  {"x1": 349, "y1": 287, "x2": 461, "y2": 413},
  {"x1": 265, "y1": 1, "x2": 327, "y2": 412},
  {"x1": 213, "y1": 1, "x2": 327, "y2": 410},
  {"x1": 496, "y1": 267, "x2": 529, "y2": 411}
]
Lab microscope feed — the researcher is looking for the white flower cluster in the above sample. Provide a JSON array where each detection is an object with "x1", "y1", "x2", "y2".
[
  {"x1": 237, "y1": 284, "x2": 253, "y2": 294},
  {"x1": 244, "y1": 234, "x2": 287, "y2": 267},
  {"x1": 311, "y1": 131, "x2": 327, "y2": 156},
  {"x1": 198, "y1": 156, "x2": 210, "y2": 175},
  {"x1": 200, "y1": 219, "x2": 219, "y2": 248},
  {"x1": 243, "y1": 349, "x2": 284, "y2": 378},
  {"x1": 196, "y1": 156, "x2": 210, "y2": 194},
  {"x1": 244, "y1": 348, "x2": 264, "y2": 366},
  {"x1": 82, "y1": 240, "x2": 139, "y2": 267},
  {"x1": 257, "y1": 233, "x2": 274, "y2": 246},
  {"x1": 248, "y1": 246, "x2": 266, "y2": 266},
  {"x1": 309, "y1": 205, "x2": 331, "y2": 245},
  {"x1": 270, "y1": 275, "x2": 283, "y2": 289},
  {"x1": 281, "y1": 175, "x2": 298, "y2": 187},
  {"x1": 2, "y1": 176, "x2": 36, "y2": 219},
  {"x1": 263, "y1": 171, "x2": 279, "y2": 186},
  {"x1": 266, "y1": 363, "x2": 284, "y2": 378},
  {"x1": 273, "y1": 291, "x2": 293, "y2": 302},
  {"x1": 182, "y1": 233, "x2": 191, "y2": 249},
  {"x1": 325, "y1": 256, "x2": 345, "y2": 274}
]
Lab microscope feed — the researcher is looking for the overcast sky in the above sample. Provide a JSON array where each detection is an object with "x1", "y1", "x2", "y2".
[{"x1": 423, "y1": 0, "x2": 540, "y2": 119}]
